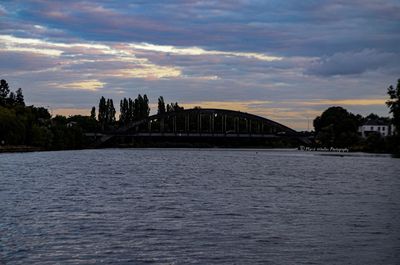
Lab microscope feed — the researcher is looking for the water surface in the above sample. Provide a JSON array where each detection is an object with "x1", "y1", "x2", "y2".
[{"x1": 1, "y1": 149, "x2": 399, "y2": 264}]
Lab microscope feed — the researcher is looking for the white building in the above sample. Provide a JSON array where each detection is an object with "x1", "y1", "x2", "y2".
[{"x1": 358, "y1": 119, "x2": 393, "y2": 138}]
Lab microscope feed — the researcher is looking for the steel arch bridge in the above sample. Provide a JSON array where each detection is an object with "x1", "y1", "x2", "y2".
[{"x1": 95, "y1": 108, "x2": 310, "y2": 145}]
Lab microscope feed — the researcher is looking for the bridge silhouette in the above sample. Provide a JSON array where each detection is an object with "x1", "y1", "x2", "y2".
[{"x1": 93, "y1": 108, "x2": 310, "y2": 146}]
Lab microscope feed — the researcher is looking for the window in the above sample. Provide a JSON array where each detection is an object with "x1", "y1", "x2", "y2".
[
  {"x1": 371, "y1": 126, "x2": 373, "y2": 130},
  {"x1": 382, "y1": 127, "x2": 385, "y2": 131},
  {"x1": 378, "y1": 127, "x2": 380, "y2": 131}
]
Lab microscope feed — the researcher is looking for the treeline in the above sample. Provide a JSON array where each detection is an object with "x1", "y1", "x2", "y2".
[
  {"x1": 92, "y1": 95, "x2": 183, "y2": 130},
  {"x1": 118, "y1": 95, "x2": 150, "y2": 126},
  {"x1": 1, "y1": 77, "x2": 399, "y2": 152},
  {"x1": 0, "y1": 78, "x2": 187, "y2": 150},
  {"x1": 0, "y1": 79, "x2": 97, "y2": 149}
]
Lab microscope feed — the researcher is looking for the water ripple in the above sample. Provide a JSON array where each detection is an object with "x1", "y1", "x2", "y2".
[{"x1": 1, "y1": 149, "x2": 399, "y2": 264}]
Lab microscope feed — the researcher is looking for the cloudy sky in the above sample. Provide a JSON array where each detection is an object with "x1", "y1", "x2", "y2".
[{"x1": 1, "y1": 0, "x2": 399, "y2": 130}]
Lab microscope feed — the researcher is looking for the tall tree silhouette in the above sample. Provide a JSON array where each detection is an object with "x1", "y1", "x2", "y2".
[
  {"x1": 106, "y1": 99, "x2": 116, "y2": 124},
  {"x1": 0, "y1": 79, "x2": 10, "y2": 106},
  {"x1": 143, "y1": 94, "x2": 150, "y2": 118},
  {"x1": 119, "y1": 98, "x2": 128, "y2": 125},
  {"x1": 90, "y1": 106, "x2": 96, "y2": 120},
  {"x1": 16, "y1": 88, "x2": 25, "y2": 106},
  {"x1": 7, "y1": 92, "x2": 16, "y2": 105},
  {"x1": 387, "y1": 79, "x2": 400, "y2": 133},
  {"x1": 158, "y1": 96, "x2": 166, "y2": 114},
  {"x1": 98, "y1": 96, "x2": 107, "y2": 130},
  {"x1": 128, "y1": 98, "x2": 134, "y2": 122}
]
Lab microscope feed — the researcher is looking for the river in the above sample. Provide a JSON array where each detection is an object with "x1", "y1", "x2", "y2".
[{"x1": 0, "y1": 149, "x2": 399, "y2": 264}]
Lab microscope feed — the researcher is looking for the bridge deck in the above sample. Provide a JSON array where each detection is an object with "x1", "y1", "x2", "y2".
[{"x1": 110, "y1": 132, "x2": 280, "y2": 138}]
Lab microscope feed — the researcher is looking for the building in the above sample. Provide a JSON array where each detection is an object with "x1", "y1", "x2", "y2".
[{"x1": 358, "y1": 119, "x2": 393, "y2": 138}]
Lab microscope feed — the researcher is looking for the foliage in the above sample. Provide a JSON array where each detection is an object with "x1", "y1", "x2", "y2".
[
  {"x1": 98, "y1": 96, "x2": 107, "y2": 128},
  {"x1": 0, "y1": 106, "x2": 26, "y2": 145},
  {"x1": 98, "y1": 96, "x2": 116, "y2": 130},
  {"x1": 166, "y1": 102, "x2": 184, "y2": 112},
  {"x1": 0, "y1": 79, "x2": 101, "y2": 150},
  {"x1": 386, "y1": 79, "x2": 400, "y2": 133},
  {"x1": 119, "y1": 94, "x2": 150, "y2": 126},
  {"x1": 157, "y1": 96, "x2": 166, "y2": 114},
  {"x1": 313, "y1": 106, "x2": 361, "y2": 147},
  {"x1": 90, "y1": 106, "x2": 96, "y2": 120},
  {"x1": 0, "y1": 79, "x2": 10, "y2": 106},
  {"x1": 68, "y1": 115, "x2": 99, "y2": 132}
]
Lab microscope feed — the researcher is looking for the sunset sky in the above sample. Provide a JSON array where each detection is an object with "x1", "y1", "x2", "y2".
[{"x1": 1, "y1": 0, "x2": 399, "y2": 130}]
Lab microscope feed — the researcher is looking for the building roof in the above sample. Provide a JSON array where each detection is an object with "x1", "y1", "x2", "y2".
[{"x1": 363, "y1": 119, "x2": 389, "y2": 126}]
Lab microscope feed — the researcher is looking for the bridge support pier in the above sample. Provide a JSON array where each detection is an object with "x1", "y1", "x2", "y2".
[
  {"x1": 209, "y1": 115, "x2": 212, "y2": 133},
  {"x1": 249, "y1": 120, "x2": 251, "y2": 135},
  {"x1": 198, "y1": 114, "x2": 202, "y2": 134},
  {"x1": 173, "y1": 116, "x2": 177, "y2": 134},
  {"x1": 185, "y1": 114, "x2": 189, "y2": 134}
]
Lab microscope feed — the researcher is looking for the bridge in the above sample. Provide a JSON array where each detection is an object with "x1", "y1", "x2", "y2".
[{"x1": 93, "y1": 108, "x2": 311, "y2": 146}]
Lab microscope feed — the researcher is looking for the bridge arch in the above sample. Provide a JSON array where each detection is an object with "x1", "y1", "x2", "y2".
[{"x1": 117, "y1": 108, "x2": 297, "y2": 136}]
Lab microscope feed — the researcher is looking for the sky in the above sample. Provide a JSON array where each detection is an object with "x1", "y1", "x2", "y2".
[{"x1": 1, "y1": 0, "x2": 399, "y2": 130}]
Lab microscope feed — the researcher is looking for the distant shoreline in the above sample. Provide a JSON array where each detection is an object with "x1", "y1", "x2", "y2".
[
  {"x1": 0, "y1": 145, "x2": 46, "y2": 153},
  {"x1": 1, "y1": 145, "x2": 398, "y2": 156}
]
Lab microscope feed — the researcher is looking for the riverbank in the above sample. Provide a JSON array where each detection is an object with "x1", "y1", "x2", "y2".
[
  {"x1": 1, "y1": 144, "x2": 399, "y2": 158},
  {"x1": 0, "y1": 145, "x2": 46, "y2": 153}
]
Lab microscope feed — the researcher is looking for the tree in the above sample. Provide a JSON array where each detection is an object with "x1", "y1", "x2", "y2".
[
  {"x1": 90, "y1": 106, "x2": 96, "y2": 120},
  {"x1": 143, "y1": 94, "x2": 150, "y2": 118},
  {"x1": 107, "y1": 99, "x2": 116, "y2": 124},
  {"x1": 98, "y1": 96, "x2": 107, "y2": 130},
  {"x1": 167, "y1": 102, "x2": 184, "y2": 112},
  {"x1": 134, "y1": 96, "x2": 140, "y2": 121},
  {"x1": 365, "y1": 113, "x2": 379, "y2": 121},
  {"x1": 313, "y1": 106, "x2": 360, "y2": 147},
  {"x1": 129, "y1": 94, "x2": 150, "y2": 121},
  {"x1": 29, "y1": 106, "x2": 51, "y2": 120},
  {"x1": 7, "y1": 92, "x2": 16, "y2": 106},
  {"x1": 0, "y1": 106, "x2": 26, "y2": 145},
  {"x1": 0, "y1": 79, "x2": 10, "y2": 106},
  {"x1": 386, "y1": 79, "x2": 400, "y2": 133},
  {"x1": 119, "y1": 98, "x2": 128, "y2": 125},
  {"x1": 128, "y1": 98, "x2": 134, "y2": 122},
  {"x1": 158, "y1": 96, "x2": 166, "y2": 114},
  {"x1": 68, "y1": 114, "x2": 99, "y2": 132},
  {"x1": 16, "y1": 88, "x2": 25, "y2": 106}
]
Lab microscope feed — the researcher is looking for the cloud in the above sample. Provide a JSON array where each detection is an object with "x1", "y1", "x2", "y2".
[
  {"x1": 0, "y1": 51, "x2": 58, "y2": 72},
  {"x1": 306, "y1": 49, "x2": 398, "y2": 76},
  {"x1": 0, "y1": 35, "x2": 185, "y2": 80},
  {"x1": 2, "y1": 0, "x2": 400, "y2": 57},
  {"x1": 1, "y1": 1, "x2": 399, "y2": 130},
  {"x1": 110, "y1": 65, "x2": 182, "y2": 80},
  {"x1": 294, "y1": 98, "x2": 386, "y2": 106},
  {"x1": 0, "y1": 34, "x2": 285, "y2": 82},
  {"x1": 129, "y1": 43, "x2": 282, "y2": 61},
  {"x1": 182, "y1": 100, "x2": 273, "y2": 111},
  {"x1": 51, "y1": 80, "x2": 106, "y2": 91},
  {"x1": 52, "y1": 108, "x2": 92, "y2": 117},
  {"x1": 0, "y1": 4, "x2": 7, "y2": 15}
]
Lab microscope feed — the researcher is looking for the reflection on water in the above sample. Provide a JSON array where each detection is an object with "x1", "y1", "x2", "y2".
[{"x1": 1, "y1": 149, "x2": 399, "y2": 264}]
